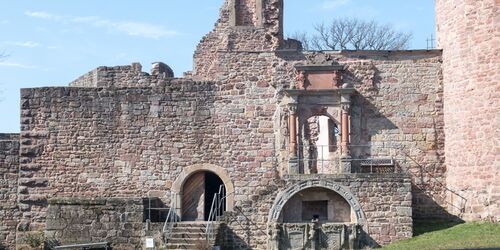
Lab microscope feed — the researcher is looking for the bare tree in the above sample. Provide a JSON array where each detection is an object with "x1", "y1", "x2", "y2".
[{"x1": 290, "y1": 18, "x2": 412, "y2": 51}]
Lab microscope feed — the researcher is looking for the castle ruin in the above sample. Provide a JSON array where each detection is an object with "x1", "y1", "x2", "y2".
[{"x1": 0, "y1": 0, "x2": 498, "y2": 249}]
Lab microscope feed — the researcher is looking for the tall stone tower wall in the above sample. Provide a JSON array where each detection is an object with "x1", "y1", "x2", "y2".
[{"x1": 436, "y1": 0, "x2": 499, "y2": 221}]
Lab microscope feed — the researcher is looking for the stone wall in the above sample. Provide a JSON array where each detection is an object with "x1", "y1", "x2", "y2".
[
  {"x1": 69, "y1": 62, "x2": 174, "y2": 88},
  {"x1": 436, "y1": 0, "x2": 500, "y2": 221},
  {"x1": 0, "y1": 134, "x2": 19, "y2": 250},
  {"x1": 219, "y1": 175, "x2": 412, "y2": 249},
  {"x1": 193, "y1": 0, "x2": 446, "y2": 222},
  {"x1": 17, "y1": 76, "x2": 280, "y2": 248},
  {"x1": 45, "y1": 198, "x2": 144, "y2": 249},
  {"x1": 12, "y1": 0, "x2": 452, "y2": 248},
  {"x1": 193, "y1": 0, "x2": 282, "y2": 79}
]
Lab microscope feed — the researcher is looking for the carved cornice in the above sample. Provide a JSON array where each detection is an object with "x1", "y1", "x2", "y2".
[{"x1": 294, "y1": 64, "x2": 345, "y2": 72}]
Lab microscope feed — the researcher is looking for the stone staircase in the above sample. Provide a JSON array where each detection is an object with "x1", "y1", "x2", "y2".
[{"x1": 165, "y1": 222, "x2": 218, "y2": 250}]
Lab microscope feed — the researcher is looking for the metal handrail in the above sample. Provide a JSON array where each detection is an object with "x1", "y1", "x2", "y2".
[
  {"x1": 206, "y1": 185, "x2": 226, "y2": 242},
  {"x1": 162, "y1": 192, "x2": 178, "y2": 242},
  {"x1": 291, "y1": 144, "x2": 404, "y2": 174},
  {"x1": 401, "y1": 150, "x2": 467, "y2": 213}
]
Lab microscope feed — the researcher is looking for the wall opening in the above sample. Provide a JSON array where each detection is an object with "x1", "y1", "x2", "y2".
[
  {"x1": 143, "y1": 198, "x2": 168, "y2": 223},
  {"x1": 181, "y1": 171, "x2": 225, "y2": 221},
  {"x1": 279, "y1": 187, "x2": 353, "y2": 223},
  {"x1": 235, "y1": 0, "x2": 257, "y2": 26},
  {"x1": 299, "y1": 115, "x2": 340, "y2": 174}
]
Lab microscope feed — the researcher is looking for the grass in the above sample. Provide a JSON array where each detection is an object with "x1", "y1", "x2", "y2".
[{"x1": 383, "y1": 220, "x2": 500, "y2": 250}]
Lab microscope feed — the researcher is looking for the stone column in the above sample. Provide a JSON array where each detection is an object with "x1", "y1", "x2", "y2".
[
  {"x1": 289, "y1": 105, "x2": 298, "y2": 157},
  {"x1": 340, "y1": 88, "x2": 353, "y2": 173},
  {"x1": 340, "y1": 104, "x2": 351, "y2": 157},
  {"x1": 288, "y1": 97, "x2": 299, "y2": 174}
]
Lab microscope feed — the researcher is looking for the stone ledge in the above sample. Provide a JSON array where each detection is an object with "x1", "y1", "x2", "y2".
[
  {"x1": 283, "y1": 173, "x2": 411, "y2": 181},
  {"x1": 48, "y1": 197, "x2": 143, "y2": 206},
  {"x1": 0, "y1": 133, "x2": 19, "y2": 141}
]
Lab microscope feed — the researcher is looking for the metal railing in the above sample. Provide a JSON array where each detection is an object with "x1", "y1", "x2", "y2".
[
  {"x1": 162, "y1": 192, "x2": 179, "y2": 242},
  {"x1": 291, "y1": 144, "x2": 404, "y2": 174},
  {"x1": 206, "y1": 185, "x2": 226, "y2": 242},
  {"x1": 401, "y1": 150, "x2": 467, "y2": 213}
]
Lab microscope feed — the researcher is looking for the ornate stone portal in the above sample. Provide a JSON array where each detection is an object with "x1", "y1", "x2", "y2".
[
  {"x1": 284, "y1": 65, "x2": 355, "y2": 175},
  {"x1": 268, "y1": 181, "x2": 366, "y2": 250},
  {"x1": 268, "y1": 223, "x2": 360, "y2": 250}
]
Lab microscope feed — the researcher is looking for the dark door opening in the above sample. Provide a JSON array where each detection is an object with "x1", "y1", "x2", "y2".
[
  {"x1": 181, "y1": 171, "x2": 226, "y2": 221},
  {"x1": 204, "y1": 171, "x2": 225, "y2": 220}
]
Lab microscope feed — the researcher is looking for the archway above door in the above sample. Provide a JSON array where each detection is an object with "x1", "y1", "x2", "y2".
[{"x1": 172, "y1": 164, "x2": 234, "y2": 212}]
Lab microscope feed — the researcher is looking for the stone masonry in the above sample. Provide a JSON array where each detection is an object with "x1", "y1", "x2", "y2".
[
  {"x1": 436, "y1": 0, "x2": 500, "y2": 221},
  {"x1": 0, "y1": 0, "x2": 498, "y2": 249},
  {"x1": 45, "y1": 198, "x2": 144, "y2": 250},
  {"x1": 0, "y1": 134, "x2": 19, "y2": 249}
]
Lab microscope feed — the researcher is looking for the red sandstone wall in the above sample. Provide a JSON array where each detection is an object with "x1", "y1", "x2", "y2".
[
  {"x1": 69, "y1": 63, "x2": 169, "y2": 88},
  {"x1": 192, "y1": 0, "x2": 282, "y2": 79},
  {"x1": 17, "y1": 78, "x2": 279, "y2": 248},
  {"x1": 276, "y1": 51, "x2": 447, "y2": 219},
  {"x1": 0, "y1": 134, "x2": 19, "y2": 249},
  {"x1": 436, "y1": 0, "x2": 500, "y2": 221}
]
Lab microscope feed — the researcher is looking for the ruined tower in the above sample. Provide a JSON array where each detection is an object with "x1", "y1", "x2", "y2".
[
  {"x1": 193, "y1": 0, "x2": 283, "y2": 79},
  {"x1": 436, "y1": 0, "x2": 499, "y2": 221}
]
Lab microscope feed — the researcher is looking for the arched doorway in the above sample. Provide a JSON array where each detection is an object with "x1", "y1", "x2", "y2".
[{"x1": 181, "y1": 171, "x2": 226, "y2": 221}]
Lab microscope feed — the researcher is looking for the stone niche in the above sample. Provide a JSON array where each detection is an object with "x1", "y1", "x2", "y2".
[
  {"x1": 269, "y1": 187, "x2": 359, "y2": 249},
  {"x1": 280, "y1": 187, "x2": 353, "y2": 223}
]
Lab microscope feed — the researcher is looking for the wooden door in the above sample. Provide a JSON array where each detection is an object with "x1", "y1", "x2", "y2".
[{"x1": 182, "y1": 172, "x2": 205, "y2": 221}]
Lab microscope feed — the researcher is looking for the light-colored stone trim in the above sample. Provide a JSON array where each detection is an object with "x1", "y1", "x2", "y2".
[
  {"x1": 268, "y1": 180, "x2": 366, "y2": 226},
  {"x1": 172, "y1": 164, "x2": 234, "y2": 213}
]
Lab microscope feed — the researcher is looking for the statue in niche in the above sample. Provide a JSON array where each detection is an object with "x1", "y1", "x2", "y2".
[
  {"x1": 295, "y1": 70, "x2": 306, "y2": 89},
  {"x1": 309, "y1": 215, "x2": 322, "y2": 250}
]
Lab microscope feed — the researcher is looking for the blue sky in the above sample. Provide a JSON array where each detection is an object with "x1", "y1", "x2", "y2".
[{"x1": 0, "y1": 0, "x2": 435, "y2": 133}]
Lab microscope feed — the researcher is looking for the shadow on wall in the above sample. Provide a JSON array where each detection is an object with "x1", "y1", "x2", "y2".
[
  {"x1": 412, "y1": 218, "x2": 464, "y2": 237},
  {"x1": 412, "y1": 184, "x2": 465, "y2": 222},
  {"x1": 358, "y1": 228, "x2": 380, "y2": 249},
  {"x1": 218, "y1": 224, "x2": 252, "y2": 250}
]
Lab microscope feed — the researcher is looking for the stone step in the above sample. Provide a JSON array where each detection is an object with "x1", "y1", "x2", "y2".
[
  {"x1": 167, "y1": 237, "x2": 208, "y2": 244},
  {"x1": 170, "y1": 232, "x2": 205, "y2": 238},
  {"x1": 171, "y1": 227, "x2": 206, "y2": 233},
  {"x1": 164, "y1": 222, "x2": 218, "y2": 250},
  {"x1": 165, "y1": 243, "x2": 197, "y2": 250},
  {"x1": 173, "y1": 222, "x2": 208, "y2": 228}
]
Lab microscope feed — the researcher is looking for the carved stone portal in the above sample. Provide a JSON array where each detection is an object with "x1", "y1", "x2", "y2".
[{"x1": 268, "y1": 223, "x2": 359, "y2": 250}]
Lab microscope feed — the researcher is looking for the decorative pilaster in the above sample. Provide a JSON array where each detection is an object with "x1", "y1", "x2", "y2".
[
  {"x1": 340, "y1": 84, "x2": 354, "y2": 173},
  {"x1": 288, "y1": 97, "x2": 299, "y2": 174},
  {"x1": 289, "y1": 105, "x2": 298, "y2": 157},
  {"x1": 340, "y1": 103, "x2": 351, "y2": 157}
]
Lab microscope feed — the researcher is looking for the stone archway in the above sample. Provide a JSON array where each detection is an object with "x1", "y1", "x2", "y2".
[
  {"x1": 268, "y1": 180, "x2": 366, "y2": 226},
  {"x1": 172, "y1": 164, "x2": 234, "y2": 220}
]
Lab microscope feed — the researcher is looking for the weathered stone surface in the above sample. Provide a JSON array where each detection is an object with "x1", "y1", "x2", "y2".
[
  {"x1": 0, "y1": 134, "x2": 20, "y2": 249},
  {"x1": 1, "y1": 0, "x2": 495, "y2": 249},
  {"x1": 436, "y1": 0, "x2": 500, "y2": 222},
  {"x1": 45, "y1": 198, "x2": 144, "y2": 249},
  {"x1": 14, "y1": 4, "x2": 444, "y2": 249}
]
